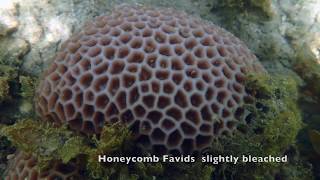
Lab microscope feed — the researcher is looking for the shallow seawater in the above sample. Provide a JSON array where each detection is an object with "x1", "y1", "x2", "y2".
[{"x1": 0, "y1": 0, "x2": 320, "y2": 179}]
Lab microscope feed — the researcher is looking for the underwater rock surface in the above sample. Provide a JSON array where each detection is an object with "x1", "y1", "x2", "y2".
[{"x1": 0, "y1": 0, "x2": 318, "y2": 75}]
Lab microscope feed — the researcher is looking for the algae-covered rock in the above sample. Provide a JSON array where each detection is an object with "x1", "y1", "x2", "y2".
[
  {"x1": 18, "y1": 75, "x2": 37, "y2": 114},
  {"x1": 0, "y1": 119, "x2": 88, "y2": 171},
  {"x1": 0, "y1": 0, "x2": 19, "y2": 36},
  {"x1": 208, "y1": 0, "x2": 320, "y2": 76},
  {"x1": 19, "y1": 76, "x2": 36, "y2": 98},
  {"x1": 12, "y1": 0, "x2": 112, "y2": 75},
  {"x1": 210, "y1": 73, "x2": 306, "y2": 179},
  {"x1": 294, "y1": 45, "x2": 320, "y2": 102},
  {"x1": 0, "y1": 37, "x2": 29, "y2": 67},
  {"x1": 0, "y1": 0, "x2": 317, "y2": 77},
  {"x1": 212, "y1": 0, "x2": 275, "y2": 20},
  {"x1": 0, "y1": 15, "x2": 19, "y2": 37},
  {"x1": 0, "y1": 76, "x2": 10, "y2": 103}
]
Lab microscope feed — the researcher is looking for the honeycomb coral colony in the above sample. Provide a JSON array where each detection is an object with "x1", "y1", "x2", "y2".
[
  {"x1": 36, "y1": 4, "x2": 264, "y2": 154},
  {"x1": 4, "y1": 4, "x2": 266, "y2": 179}
]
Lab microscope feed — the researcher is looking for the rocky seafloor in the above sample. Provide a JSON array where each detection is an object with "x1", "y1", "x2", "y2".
[{"x1": 0, "y1": 0, "x2": 320, "y2": 179}]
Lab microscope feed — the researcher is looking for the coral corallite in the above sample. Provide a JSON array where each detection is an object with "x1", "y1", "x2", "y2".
[{"x1": 36, "y1": 4, "x2": 265, "y2": 154}]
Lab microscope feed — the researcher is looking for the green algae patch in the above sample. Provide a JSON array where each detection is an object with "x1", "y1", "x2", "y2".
[
  {"x1": 212, "y1": 0, "x2": 274, "y2": 20},
  {"x1": 294, "y1": 46, "x2": 320, "y2": 103},
  {"x1": 241, "y1": 73, "x2": 301, "y2": 156},
  {"x1": 0, "y1": 65, "x2": 17, "y2": 79},
  {"x1": 0, "y1": 119, "x2": 156, "y2": 179},
  {"x1": 85, "y1": 123, "x2": 134, "y2": 179},
  {"x1": 246, "y1": 74, "x2": 301, "y2": 155},
  {"x1": 0, "y1": 119, "x2": 89, "y2": 170},
  {"x1": 0, "y1": 61, "x2": 14, "y2": 98},
  {"x1": 0, "y1": 118, "x2": 137, "y2": 179},
  {"x1": 18, "y1": 76, "x2": 38, "y2": 115},
  {"x1": 0, "y1": 76, "x2": 10, "y2": 102},
  {"x1": 19, "y1": 76, "x2": 37, "y2": 99},
  {"x1": 211, "y1": 73, "x2": 306, "y2": 179},
  {"x1": 0, "y1": 57, "x2": 37, "y2": 121}
]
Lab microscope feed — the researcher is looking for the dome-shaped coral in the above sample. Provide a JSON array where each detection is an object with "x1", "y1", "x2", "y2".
[
  {"x1": 36, "y1": 4, "x2": 265, "y2": 154},
  {"x1": 4, "y1": 151, "x2": 84, "y2": 180}
]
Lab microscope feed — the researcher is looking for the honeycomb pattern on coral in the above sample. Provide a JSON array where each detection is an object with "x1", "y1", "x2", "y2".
[
  {"x1": 4, "y1": 152, "x2": 84, "y2": 180},
  {"x1": 36, "y1": 4, "x2": 265, "y2": 154}
]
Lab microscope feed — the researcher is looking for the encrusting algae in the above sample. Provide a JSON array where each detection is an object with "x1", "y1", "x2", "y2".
[{"x1": 210, "y1": 73, "x2": 309, "y2": 179}]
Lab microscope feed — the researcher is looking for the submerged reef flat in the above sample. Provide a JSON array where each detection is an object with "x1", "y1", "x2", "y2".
[{"x1": 0, "y1": 0, "x2": 319, "y2": 179}]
